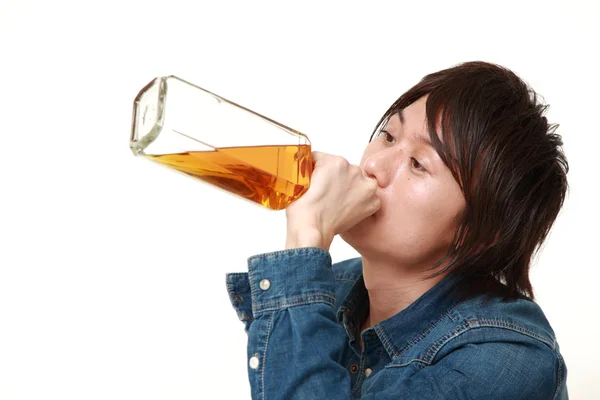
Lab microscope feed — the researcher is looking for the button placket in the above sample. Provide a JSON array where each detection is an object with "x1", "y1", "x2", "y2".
[
  {"x1": 249, "y1": 354, "x2": 260, "y2": 370},
  {"x1": 362, "y1": 331, "x2": 378, "y2": 380}
]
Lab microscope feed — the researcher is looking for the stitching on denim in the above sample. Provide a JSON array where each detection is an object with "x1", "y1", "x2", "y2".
[
  {"x1": 255, "y1": 293, "x2": 336, "y2": 307},
  {"x1": 472, "y1": 318, "x2": 555, "y2": 349},
  {"x1": 374, "y1": 325, "x2": 397, "y2": 358},
  {"x1": 256, "y1": 296, "x2": 336, "y2": 314},
  {"x1": 424, "y1": 317, "x2": 557, "y2": 364},
  {"x1": 335, "y1": 278, "x2": 358, "y2": 282},
  {"x1": 227, "y1": 272, "x2": 248, "y2": 278},
  {"x1": 225, "y1": 274, "x2": 239, "y2": 301},
  {"x1": 247, "y1": 258, "x2": 259, "y2": 317},
  {"x1": 345, "y1": 357, "x2": 356, "y2": 371},
  {"x1": 377, "y1": 301, "x2": 461, "y2": 359},
  {"x1": 254, "y1": 293, "x2": 336, "y2": 313},
  {"x1": 552, "y1": 350, "x2": 564, "y2": 400},
  {"x1": 396, "y1": 302, "x2": 461, "y2": 359},
  {"x1": 339, "y1": 309, "x2": 356, "y2": 342},
  {"x1": 421, "y1": 319, "x2": 470, "y2": 364},
  {"x1": 350, "y1": 347, "x2": 367, "y2": 395},
  {"x1": 385, "y1": 358, "x2": 429, "y2": 368},
  {"x1": 260, "y1": 312, "x2": 275, "y2": 400},
  {"x1": 226, "y1": 275, "x2": 254, "y2": 321},
  {"x1": 257, "y1": 299, "x2": 335, "y2": 314},
  {"x1": 248, "y1": 247, "x2": 330, "y2": 261}
]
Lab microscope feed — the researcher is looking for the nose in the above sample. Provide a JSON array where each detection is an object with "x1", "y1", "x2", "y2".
[{"x1": 362, "y1": 146, "x2": 402, "y2": 188}]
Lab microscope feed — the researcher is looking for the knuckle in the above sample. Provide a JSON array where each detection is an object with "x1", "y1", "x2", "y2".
[
  {"x1": 332, "y1": 156, "x2": 349, "y2": 169},
  {"x1": 348, "y1": 164, "x2": 363, "y2": 179}
]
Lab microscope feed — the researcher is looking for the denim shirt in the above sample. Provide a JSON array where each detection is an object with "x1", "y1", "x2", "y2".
[{"x1": 226, "y1": 248, "x2": 568, "y2": 399}]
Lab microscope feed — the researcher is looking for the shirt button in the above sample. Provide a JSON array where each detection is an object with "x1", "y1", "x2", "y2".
[
  {"x1": 249, "y1": 355, "x2": 260, "y2": 370},
  {"x1": 349, "y1": 364, "x2": 359, "y2": 374},
  {"x1": 365, "y1": 368, "x2": 373, "y2": 377},
  {"x1": 259, "y1": 279, "x2": 271, "y2": 291}
]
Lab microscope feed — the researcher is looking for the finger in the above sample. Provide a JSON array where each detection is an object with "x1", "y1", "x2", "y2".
[
  {"x1": 369, "y1": 197, "x2": 382, "y2": 215},
  {"x1": 364, "y1": 179, "x2": 380, "y2": 208},
  {"x1": 311, "y1": 151, "x2": 328, "y2": 163},
  {"x1": 360, "y1": 170, "x2": 379, "y2": 189}
]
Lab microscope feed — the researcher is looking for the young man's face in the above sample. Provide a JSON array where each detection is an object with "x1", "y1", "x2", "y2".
[{"x1": 341, "y1": 96, "x2": 466, "y2": 270}]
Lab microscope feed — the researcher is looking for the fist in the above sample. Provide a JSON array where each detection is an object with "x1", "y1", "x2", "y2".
[{"x1": 285, "y1": 152, "x2": 381, "y2": 250}]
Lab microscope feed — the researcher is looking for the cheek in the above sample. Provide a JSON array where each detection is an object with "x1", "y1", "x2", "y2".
[
  {"x1": 386, "y1": 176, "x2": 431, "y2": 207},
  {"x1": 385, "y1": 178, "x2": 462, "y2": 234},
  {"x1": 417, "y1": 185, "x2": 464, "y2": 240}
]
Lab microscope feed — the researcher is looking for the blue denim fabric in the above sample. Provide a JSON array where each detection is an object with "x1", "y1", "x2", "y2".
[{"x1": 226, "y1": 248, "x2": 568, "y2": 399}]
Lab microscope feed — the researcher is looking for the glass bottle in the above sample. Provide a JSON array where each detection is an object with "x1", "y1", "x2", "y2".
[{"x1": 130, "y1": 76, "x2": 312, "y2": 210}]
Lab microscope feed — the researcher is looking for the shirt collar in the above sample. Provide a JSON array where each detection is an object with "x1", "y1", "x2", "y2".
[
  {"x1": 337, "y1": 266, "x2": 461, "y2": 359},
  {"x1": 336, "y1": 275, "x2": 369, "y2": 343}
]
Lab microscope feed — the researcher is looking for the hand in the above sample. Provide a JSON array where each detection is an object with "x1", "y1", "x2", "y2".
[{"x1": 285, "y1": 151, "x2": 381, "y2": 250}]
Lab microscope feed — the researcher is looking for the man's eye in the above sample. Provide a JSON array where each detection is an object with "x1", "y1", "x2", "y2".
[
  {"x1": 380, "y1": 131, "x2": 395, "y2": 144},
  {"x1": 411, "y1": 157, "x2": 425, "y2": 171}
]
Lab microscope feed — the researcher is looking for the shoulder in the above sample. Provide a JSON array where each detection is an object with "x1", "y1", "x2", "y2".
[
  {"x1": 382, "y1": 287, "x2": 567, "y2": 399},
  {"x1": 452, "y1": 294, "x2": 558, "y2": 348},
  {"x1": 425, "y1": 295, "x2": 567, "y2": 399}
]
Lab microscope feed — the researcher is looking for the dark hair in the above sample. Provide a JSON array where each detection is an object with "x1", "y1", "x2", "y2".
[{"x1": 370, "y1": 61, "x2": 569, "y2": 301}]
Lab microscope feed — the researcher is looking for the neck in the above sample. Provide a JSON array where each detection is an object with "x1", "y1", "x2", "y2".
[{"x1": 360, "y1": 256, "x2": 447, "y2": 329}]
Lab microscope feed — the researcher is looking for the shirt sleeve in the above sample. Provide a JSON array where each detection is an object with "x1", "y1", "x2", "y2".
[
  {"x1": 226, "y1": 247, "x2": 352, "y2": 400},
  {"x1": 225, "y1": 249, "x2": 567, "y2": 400}
]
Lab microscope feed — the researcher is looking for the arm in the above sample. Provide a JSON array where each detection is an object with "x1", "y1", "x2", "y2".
[
  {"x1": 228, "y1": 252, "x2": 567, "y2": 400},
  {"x1": 227, "y1": 152, "x2": 378, "y2": 398},
  {"x1": 227, "y1": 247, "x2": 352, "y2": 399}
]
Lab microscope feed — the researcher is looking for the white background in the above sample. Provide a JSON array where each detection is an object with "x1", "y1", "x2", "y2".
[{"x1": 1, "y1": 0, "x2": 598, "y2": 399}]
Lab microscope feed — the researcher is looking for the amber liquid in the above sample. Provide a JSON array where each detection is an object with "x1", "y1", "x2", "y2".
[{"x1": 146, "y1": 144, "x2": 312, "y2": 210}]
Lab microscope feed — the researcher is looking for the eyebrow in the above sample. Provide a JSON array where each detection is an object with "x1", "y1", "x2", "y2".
[
  {"x1": 398, "y1": 109, "x2": 405, "y2": 124},
  {"x1": 397, "y1": 109, "x2": 434, "y2": 148}
]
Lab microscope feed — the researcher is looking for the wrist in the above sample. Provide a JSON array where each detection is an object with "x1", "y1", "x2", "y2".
[{"x1": 285, "y1": 225, "x2": 333, "y2": 251}]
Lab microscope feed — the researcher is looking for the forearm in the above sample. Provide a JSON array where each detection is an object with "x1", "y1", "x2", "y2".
[
  {"x1": 226, "y1": 248, "x2": 351, "y2": 399},
  {"x1": 249, "y1": 300, "x2": 350, "y2": 399}
]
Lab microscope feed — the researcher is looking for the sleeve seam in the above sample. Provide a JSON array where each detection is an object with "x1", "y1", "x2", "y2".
[{"x1": 425, "y1": 320, "x2": 559, "y2": 366}]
